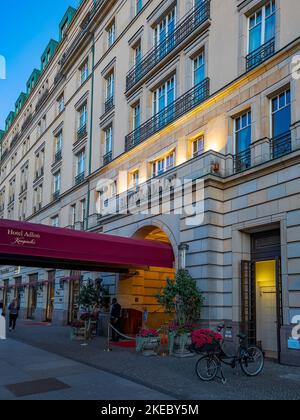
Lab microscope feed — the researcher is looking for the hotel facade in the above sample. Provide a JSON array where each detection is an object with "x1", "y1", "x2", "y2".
[{"x1": 1, "y1": 0, "x2": 300, "y2": 365}]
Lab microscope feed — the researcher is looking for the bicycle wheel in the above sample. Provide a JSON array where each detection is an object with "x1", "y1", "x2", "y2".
[
  {"x1": 195, "y1": 355, "x2": 219, "y2": 382},
  {"x1": 240, "y1": 346, "x2": 264, "y2": 377}
]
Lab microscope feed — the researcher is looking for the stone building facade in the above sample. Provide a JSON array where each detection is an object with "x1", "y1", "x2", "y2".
[{"x1": 1, "y1": 0, "x2": 300, "y2": 365}]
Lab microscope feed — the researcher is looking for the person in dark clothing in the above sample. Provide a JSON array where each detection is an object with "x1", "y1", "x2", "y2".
[
  {"x1": 110, "y1": 298, "x2": 122, "y2": 342},
  {"x1": 8, "y1": 299, "x2": 20, "y2": 332}
]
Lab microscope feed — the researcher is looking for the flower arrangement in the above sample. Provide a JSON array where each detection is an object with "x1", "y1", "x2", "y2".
[
  {"x1": 138, "y1": 328, "x2": 160, "y2": 338},
  {"x1": 169, "y1": 322, "x2": 194, "y2": 336},
  {"x1": 192, "y1": 329, "x2": 223, "y2": 350}
]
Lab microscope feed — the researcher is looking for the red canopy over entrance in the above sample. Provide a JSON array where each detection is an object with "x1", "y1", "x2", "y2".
[{"x1": 0, "y1": 219, "x2": 174, "y2": 272}]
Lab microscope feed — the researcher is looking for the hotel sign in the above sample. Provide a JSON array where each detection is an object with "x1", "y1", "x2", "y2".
[{"x1": 7, "y1": 229, "x2": 41, "y2": 247}]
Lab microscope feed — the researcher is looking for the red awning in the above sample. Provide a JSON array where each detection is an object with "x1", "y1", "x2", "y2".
[{"x1": 0, "y1": 219, "x2": 174, "y2": 272}]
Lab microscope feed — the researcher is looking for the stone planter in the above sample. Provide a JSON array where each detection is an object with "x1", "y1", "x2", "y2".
[
  {"x1": 136, "y1": 336, "x2": 160, "y2": 357},
  {"x1": 169, "y1": 332, "x2": 194, "y2": 358}
]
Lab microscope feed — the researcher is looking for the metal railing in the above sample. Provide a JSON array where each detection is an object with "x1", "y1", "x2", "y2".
[
  {"x1": 75, "y1": 172, "x2": 85, "y2": 186},
  {"x1": 234, "y1": 148, "x2": 252, "y2": 174},
  {"x1": 126, "y1": 1, "x2": 210, "y2": 91},
  {"x1": 104, "y1": 96, "x2": 114, "y2": 114},
  {"x1": 125, "y1": 78, "x2": 210, "y2": 152},
  {"x1": 20, "y1": 182, "x2": 28, "y2": 194},
  {"x1": 35, "y1": 89, "x2": 49, "y2": 112},
  {"x1": 246, "y1": 38, "x2": 275, "y2": 71},
  {"x1": 103, "y1": 151, "x2": 112, "y2": 166},
  {"x1": 52, "y1": 191, "x2": 60, "y2": 201},
  {"x1": 271, "y1": 131, "x2": 292, "y2": 159},
  {"x1": 54, "y1": 150, "x2": 62, "y2": 164},
  {"x1": 77, "y1": 124, "x2": 87, "y2": 142},
  {"x1": 21, "y1": 114, "x2": 33, "y2": 133},
  {"x1": 34, "y1": 168, "x2": 44, "y2": 183}
]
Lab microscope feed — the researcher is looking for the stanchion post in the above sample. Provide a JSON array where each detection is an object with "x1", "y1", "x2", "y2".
[{"x1": 104, "y1": 322, "x2": 112, "y2": 352}]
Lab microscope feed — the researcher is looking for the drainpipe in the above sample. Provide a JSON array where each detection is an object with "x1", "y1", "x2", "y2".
[{"x1": 86, "y1": 28, "x2": 95, "y2": 231}]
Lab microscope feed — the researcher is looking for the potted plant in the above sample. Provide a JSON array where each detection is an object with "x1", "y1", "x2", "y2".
[
  {"x1": 136, "y1": 328, "x2": 160, "y2": 357},
  {"x1": 156, "y1": 269, "x2": 204, "y2": 357},
  {"x1": 191, "y1": 329, "x2": 223, "y2": 353}
]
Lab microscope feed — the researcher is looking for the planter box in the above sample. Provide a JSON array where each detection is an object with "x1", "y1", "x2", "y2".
[{"x1": 288, "y1": 338, "x2": 300, "y2": 350}]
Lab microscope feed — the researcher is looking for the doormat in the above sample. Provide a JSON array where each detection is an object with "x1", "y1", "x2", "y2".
[
  {"x1": 22, "y1": 322, "x2": 51, "y2": 327},
  {"x1": 6, "y1": 378, "x2": 71, "y2": 398},
  {"x1": 110, "y1": 340, "x2": 136, "y2": 348}
]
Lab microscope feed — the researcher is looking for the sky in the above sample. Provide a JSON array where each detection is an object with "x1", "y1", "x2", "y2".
[{"x1": 0, "y1": 0, "x2": 80, "y2": 130}]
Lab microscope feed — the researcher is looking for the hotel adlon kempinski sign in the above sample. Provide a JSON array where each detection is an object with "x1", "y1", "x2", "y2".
[{"x1": 7, "y1": 229, "x2": 41, "y2": 247}]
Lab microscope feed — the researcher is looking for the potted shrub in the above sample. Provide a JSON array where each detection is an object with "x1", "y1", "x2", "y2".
[
  {"x1": 136, "y1": 328, "x2": 160, "y2": 357},
  {"x1": 156, "y1": 269, "x2": 204, "y2": 357}
]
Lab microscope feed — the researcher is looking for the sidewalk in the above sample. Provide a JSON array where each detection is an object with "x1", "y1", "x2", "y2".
[
  {"x1": 5, "y1": 321, "x2": 300, "y2": 400},
  {"x1": 0, "y1": 338, "x2": 174, "y2": 400}
]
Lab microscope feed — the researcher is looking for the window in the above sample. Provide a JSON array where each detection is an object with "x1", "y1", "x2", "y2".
[
  {"x1": 18, "y1": 197, "x2": 27, "y2": 221},
  {"x1": 55, "y1": 131, "x2": 63, "y2": 155},
  {"x1": 35, "y1": 149, "x2": 45, "y2": 179},
  {"x1": 131, "y1": 170, "x2": 139, "y2": 188},
  {"x1": 57, "y1": 94, "x2": 64, "y2": 113},
  {"x1": 80, "y1": 60, "x2": 89, "y2": 84},
  {"x1": 133, "y1": 42, "x2": 142, "y2": 66},
  {"x1": 33, "y1": 184, "x2": 43, "y2": 212},
  {"x1": 153, "y1": 76, "x2": 176, "y2": 115},
  {"x1": 235, "y1": 111, "x2": 252, "y2": 154},
  {"x1": 136, "y1": 0, "x2": 143, "y2": 15},
  {"x1": 9, "y1": 178, "x2": 16, "y2": 204},
  {"x1": 152, "y1": 151, "x2": 176, "y2": 177},
  {"x1": 271, "y1": 89, "x2": 291, "y2": 138},
  {"x1": 80, "y1": 199, "x2": 86, "y2": 224},
  {"x1": 70, "y1": 204, "x2": 76, "y2": 227},
  {"x1": 133, "y1": 103, "x2": 141, "y2": 130},
  {"x1": 248, "y1": 1, "x2": 276, "y2": 53},
  {"x1": 107, "y1": 21, "x2": 116, "y2": 48},
  {"x1": 104, "y1": 126, "x2": 113, "y2": 155},
  {"x1": 154, "y1": 8, "x2": 176, "y2": 53},
  {"x1": 53, "y1": 171, "x2": 61, "y2": 194},
  {"x1": 192, "y1": 136, "x2": 204, "y2": 158},
  {"x1": 193, "y1": 52, "x2": 205, "y2": 86},
  {"x1": 76, "y1": 150, "x2": 86, "y2": 176},
  {"x1": 20, "y1": 165, "x2": 28, "y2": 192},
  {"x1": 78, "y1": 104, "x2": 87, "y2": 130},
  {"x1": 52, "y1": 216, "x2": 59, "y2": 228}
]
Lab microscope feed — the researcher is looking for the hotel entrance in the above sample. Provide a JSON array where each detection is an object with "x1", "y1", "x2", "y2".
[
  {"x1": 241, "y1": 230, "x2": 282, "y2": 361},
  {"x1": 68, "y1": 271, "x2": 81, "y2": 324},
  {"x1": 45, "y1": 271, "x2": 55, "y2": 322},
  {"x1": 27, "y1": 273, "x2": 38, "y2": 319}
]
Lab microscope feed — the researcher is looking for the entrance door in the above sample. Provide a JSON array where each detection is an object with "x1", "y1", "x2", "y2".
[
  {"x1": 27, "y1": 274, "x2": 38, "y2": 319},
  {"x1": 46, "y1": 271, "x2": 55, "y2": 322},
  {"x1": 255, "y1": 260, "x2": 278, "y2": 357}
]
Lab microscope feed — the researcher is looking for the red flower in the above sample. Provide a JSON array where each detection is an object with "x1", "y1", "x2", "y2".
[{"x1": 191, "y1": 329, "x2": 222, "y2": 349}]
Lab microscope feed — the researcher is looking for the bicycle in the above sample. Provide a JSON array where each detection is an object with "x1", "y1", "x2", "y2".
[{"x1": 193, "y1": 325, "x2": 264, "y2": 384}]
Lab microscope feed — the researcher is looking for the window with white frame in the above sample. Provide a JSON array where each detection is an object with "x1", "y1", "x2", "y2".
[
  {"x1": 55, "y1": 130, "x2": 63, "y2": 155},
  {"x1": 104, "y1": 126, "x2": 113, "y2": 155},
  {"x1": 271, "y1": 89, "x2": 291, "y2": 138},
  {"x1": 234, "y1": 111, "x2": 252, "y2": 155},
  {"x1": 133, "y1": 102, "x2": 141, "y2": 130},
  {"x1": 70, "y1": 204, "x2": 76, "y2": 227},
  {"x1": 154, "y1": 8, "x2": 176, "y2": 48},
  {"x1": 51, "y1": 215, "x2": 59, "y2": 228},
  {"x1": 136, "y1": 0, "x2": 143, "y2": 15},
  {"x1": 153, "y1": 76, "x2": 176, "y2": 115},
  {"x1": 152, "y1": 150, "x2": 176, "y2": 177},
  {"x1": 192, "y1": 136, "x2": 204, "y2": 158},
  {"x1": 76, "y1": 149, "x2": 86, "y2": 176},
  {"x1": 106, "y1": 72, "x2": 115, "y2": 101},
  {"x1": 53, "y1": 171, "x2": 61, "y2": 194},
  {"x1": 80, "y1": 199, "x2": 86, "y2": 224},
  {"x1": 78, "y1": 104, "x2": 87, "y2": 130},
  {"x1": 57, "y1": 94, "x2": 64, "y2": 113},
  {"x1": 80, "y1": 60, "x2": 89, "y2": 84},
  {"x1": 133, "y1": 42, "x2": 142, "y2": 66},
  {"x1": 130, "y1": 170, "x2": 139, "y2": 188},
  {"x1": 248, "y1": 1, "x2": 276, "y2": 54},
  {"x1": 107, "y1": 21, "x2": 116, "y2": 48},
  {"x1": 193, "y1": 51, "x2": 205, "y2": 86}
]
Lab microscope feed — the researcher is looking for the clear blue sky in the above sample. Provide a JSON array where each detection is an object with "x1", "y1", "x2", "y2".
[{"x1": 0, "y1": 0, "x2": 80, "y2": 130}]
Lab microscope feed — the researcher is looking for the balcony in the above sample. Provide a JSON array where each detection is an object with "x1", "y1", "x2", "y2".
[
  {"x1": 77, "y1": 125, "x2": 87, "y2": 142},
  {"x1": 35, "y1": 89, "x2": 49, "y2": 112},
  {"x1": 20, "y1": 182, "x2": 28, "y2": 195},
  {"x1": 271, "y1": 131, "x2": 292, "y2": 160},
  {"x1": 104, "y1": 96, "x2": 114, "y2": 114},
  {"x1": 75, "y1": 172, "x2": 85, "y2": 186},
  {"x1": 103, "y1": 151, "x2": 112, "y2": 166},
  {"x1": 8, "y1": 196, "x2": 15, "y2": 206},
  {"x1": 21, "y1": 114, "x2": 33, "y2": 133},
  {"x1": 1, "y1": 149, "x2": 9, "y2": 162},
  {"x1": 52, "y1": 191, "x2": 60, "y2": 202},
  {"x1": 126, "y1": 1, "x2": 210, "y2": 91},
  {"x1": 234, "y1": 148, "x2": 252, "y2": 174},
  {"x1": 246, "y1": 38, "x2": 275, "y2": 71},
  {"x1": 34, "y1": 168, "x2": 44, "y2": 183},
  {"x1": 54, "y1": 149, "x2": 62, "y2": 164},
  {"x1": 10, "y1": 133, "x2": 20, "y2": 150},
  {"x1": 33, "y1": 203, "x2": 42, "y2": 214},
  {"x1": 125, "y1": 78, "x2": 210, "y2": 152}
]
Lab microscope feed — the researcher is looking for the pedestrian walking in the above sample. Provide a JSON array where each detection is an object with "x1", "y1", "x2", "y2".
[
  {"x1": 110, "y1": 298, "x2": 122, "y2": 342},
  {"x1": 0, "y1": 301, "x2": 6, "y2": 340},
  {"x1": 8, "y1": 299, "x2": 20, "y2": 332}
]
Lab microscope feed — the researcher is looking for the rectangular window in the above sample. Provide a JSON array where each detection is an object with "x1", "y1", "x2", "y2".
[
  {"x1": 71, "y1": 204, "x2": 76, "y2": 227},
  {"x1": 107, "y1": 21, "x2": 116, "y2": 48},
  {"x1": 152, "y1": 151, "x2": 176, "y2": 177},
  {"x1": 235, "y1": 111, "x2": 252, "y2": 154},
  {"x1": 154, "y1": 8, "x2": 176, "y2": 55},
  {"x1": 53, "y1": 172, "x2": 61, "y2": 194},
  {"x1": 80, "y1": 60, "x2": 89, "y2": 84},
  {"x1": 78, "y1": 104, "x2": 87, "y2": 129},
  {"x1": 153, "y1": 76, "x2": 176, "y2": 115},
  {"x1": 131, "y1": 170, "x2": 139, "y2": 188},
  {"x1": 105, "y1": 126, "x2": 113, "y2": 155},
  {"x1": 134, "y1": 43, "x2": 142, "y2": 66},
  {"x1": 55, "y1": 131, "x2": 63, "y2": 154},
  {"x1": 80, "y1": 199, "x2": 86, "y2": 224},
  {"x1": 193, "y1": 52, "x2": 205, "y2": 86},
  {"x1": 57, "y1": 94, "x2": 64, "y2": 113},
  {"x1": 136, "y1": 0, "x2": 143, "y2": 15},
  {"x1": 133, "y1": 103, "x2": 141, "y2": 130},
  {"x1": 52, "y1": 216, "x2": 59, "y2": 228},
  {"x1": 76, "y1": 150, "x2": 86, "y2": 176},
  {"x1": 248, "y1": 1, "x2": 276, "y2": 53},
  {"x1": 271, "y1": 89, "x2": 291, "y2": 137},
  {"x1": 192, "y1": 136, "x2": 205, "y2": 158},
  {"x1": 106, "y1": 73, "x2": 114, "y2": 100}
]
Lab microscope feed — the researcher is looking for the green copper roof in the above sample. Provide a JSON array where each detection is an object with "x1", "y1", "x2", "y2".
[
  {"x1": 26, "y1": 69, "x2": 41, "y2": 94},
  {"x1": 41, "y1": 39, "x2": 59, "y2": 71},
  {"x1": 0, "y1": 130, "x2": 4, "y2": 141},
  {"x1": 15, "y1": 92, "x2": 27, "y2": 114},
  {"x1": 5, "y1": 111, "x2": 15, "y2": 131},
  {"x1": 59, "y1": 6, "x2": 77, "y2": 40}
]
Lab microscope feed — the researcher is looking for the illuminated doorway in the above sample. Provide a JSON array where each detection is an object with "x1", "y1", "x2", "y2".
[
  {"x1": 45, "y1": 271, "x2": 55, "y2": 322},
  {"x1": 68, "y1": 271, "x2": 81, "y2": 324},
  {"x1": 27, "y1": 274, "x2": 38, "y2": 319}
]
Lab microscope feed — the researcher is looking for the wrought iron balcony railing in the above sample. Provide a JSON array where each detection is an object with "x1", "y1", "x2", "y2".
[
  {"x1": 126, "y1": 1, "x2": 210, "y2": 91},
  {"x1": 234, "y1": 148, "x2": 252, "y2": 174},
  {"x1": 104, "y1": 96, "x2": 114, "y2": 114},
  {"x1": 103, "y1": 151, "x2": 112, "y2": 166},
  {"x1": 54, "y1": 149, "x2": 62, "y2": 164},
  {"x1": 77, "y1": 124, "x2": 87, "y2": 142},
  {"x1": 246, "y1": 38, "x2": 275, "y2": 71},
  {"x1": 271, "y1": 131, "x2": 292, "y2": 160},
  {"x1": 34, "y1": 168, "x2": 44, "y2": 183},
  {"x1": 20, "y1": 182, "x2": 28, "y2": 194},
  {"x1": 21, "y1": 114, "x2": 33, "y2": 133},
  {"x1": 52, "y1": 191, "x2": 60, "y2": 202},
  {"x1": 75, "y1": 172, "x2": 85, "y2": 186},
  {"x1": 125, "y1": 78, "x2": 210, "y2": 152},
  {"x1": 35, "y1": 89, "x2": 49, "y2": 112}
]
